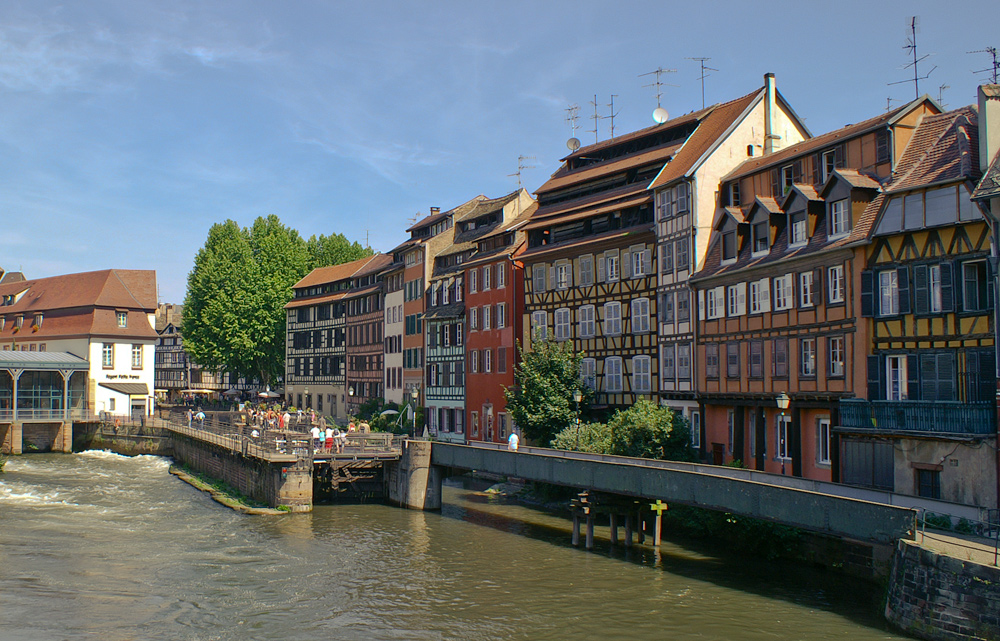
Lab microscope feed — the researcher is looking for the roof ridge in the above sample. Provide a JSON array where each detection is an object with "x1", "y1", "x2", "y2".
[{"x1": 889, "y1": 109, "x2": 966, "y2": 189}]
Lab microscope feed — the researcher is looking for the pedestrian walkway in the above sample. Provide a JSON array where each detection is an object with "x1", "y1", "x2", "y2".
[{"x1": 918, "y1": 529, "x2": 1000, "y2": 567}]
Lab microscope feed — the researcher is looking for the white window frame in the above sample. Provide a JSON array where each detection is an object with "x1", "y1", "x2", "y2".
[
  {"x1": 470, "y1": 269, "x2": 478, "y2": 293},
  {"x1": 631, "y1": 298, "x2": 650, "y2": 334},
  {"x1": 580, "y1": 358, "x2": 596, "y2": 390},
  {"x1": 818, "y1": 418, "x2": 832, "y2": 465},
  {"x1": 482, "y1": 305, "x2": 491, "y2": 331},
  {"x1": 828, "y1": 336, "x2": 844, "y2": 377},
  {"x1": 632, "y1": 356, "x2": 651, "y2": 393},
  {"x1": 578, "y1": 305, "x2": 595, "y2": 338},
  {"x1": 496, "y1": 263, "x2": 506, "y2": 288},
  {"x1": 603, "y1": 302, "x2": 621, "y2": 336},
  {"x1": 441, "y1": 281, "x2": 450, "y2": 305},
  {"x1": 773, "y1": 275, "x2": 794, "y2": 311},
  {"x1": 484, "y1": 348, "x2": 492, "y2": 373},
  {"x1": 752, "y1": 220, "x2": 769, "y2": 255},
  {"x1": 116, "y1": 312, "x2": 128, "y2": 328},
  {"x1": 102, "y1": 343, "x2": 114, "y2": 368},
  {"x1": 604, "y1": 357, "x2": 623, "y2": 392},
  {"x1": 929, "y1": 264, "x2": 942, "y2": 313},
  {"x1": 827, "y1": 266, "x2": 845, "y2": 304},
  {"x1": 131, "y1": 344, "x2": 142, "y2": 369},
  {"x1": 470, "y1": 350, "x2": 479, "y2": 373},
  {"x1": 789, "y1": 211, "x2": 807, "y2": 247},
  {"x1": 555, "y1": 263, "x2": 570, "y2": 290},
  {"x1": 800, "y1": 337, "x2": 816, "y2": 377},
  {"x1": 776, "y1": 415, "x2": 791, "y2": 460},
  {"x1": 496, "y1": 302, "x2": 507, "y2": 328},
  {"x1": 482, "y1": 265, "x2": 492, "y2": 290},
  {"x1": 887, "y1": 355, "x2": 907, "y2": 400},
  {"x1": 469, "y1": 307, "x2": 478, "y2": 331},
  {"x1": 830, "y1": 199, "x2": 850, "y2": 238},
  {"x1": 631, "y1": 250, "x2": 645, "y2": 278},
  {"x1": 554, "y1": 307, "x2": 571, "y2": 341},
  {"x1": 530, "y1": 310, "x2": 547, "y2": 340},
  {"x1": 878, "y1": 270, "x2": 899, "y2": 316},
  {"x1": 606, "y1": 254, "x2": 619, "y2": 282},
  {"x1": 799, "y1": 272, "x2": 814, "y2": 307},
  {"x1": 690, "y1": 410, "x2": 702, "y2": 449}
]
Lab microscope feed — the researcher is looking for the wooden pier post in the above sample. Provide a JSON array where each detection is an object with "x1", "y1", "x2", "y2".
[
  {"x1": 586, "y1": 513, "x2": 595, "y2": 549},
  {"x1": 572, "y1": 512, "x2": 580, "y2": 546},
  {"x1": 624, "y1": 514, "x2": 633, "y2": 547},
  {"x1": 649, "y1": 500, "x2": 668, "y2": 547},
  {"x1": 609, "y1": 513, "x2": 619, "y2": 545},
  {"x1": 637, "y1": 512, "x2": 645, "y2": 544}
]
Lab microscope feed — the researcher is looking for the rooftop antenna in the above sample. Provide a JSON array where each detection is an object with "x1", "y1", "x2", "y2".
[
  {"x1": 565, "y1": 103, "x2": 581, "y2": 151},
  {"x1": 937, "y1": 83, "x2": 949, "y2": 108},
  {"x1": 888, "y1": 16, "x2": 935, "y2": 99},
  {"x1": 686, "y1": 57, "x2": 718, "y2": 109},
  {"x1": 588, "y1": 94, "x2": 600, "y2": 144},
  {"x1": 603, "y1": 94, "x2": 621, "y2": 139},
  {"x1": 639, "y1": 66, "x2": 677, "y2": 123},
  {"x1": 968, "y1": 46, "x2": 999, "y2": 84},
  {"x1": 886, "y1": 96, "x2": 898, "y2": 112},
  {"x1": 508, "y1": 155, "x2": 537, "y2": 188}
]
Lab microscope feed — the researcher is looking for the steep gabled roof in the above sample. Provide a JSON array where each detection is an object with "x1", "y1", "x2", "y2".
[
  {"x1": 972, "y1": 150, "x2": 1000, "y2": 202},
  {"x1": 885, "y1": 107, "x2": 979, "y2": 193},
  {"x1": 0, "y1": 269, "x2": 157, "y2": 313},
  {"x1": 292, "y1": 254, "x2": 379, "y2": 289}
]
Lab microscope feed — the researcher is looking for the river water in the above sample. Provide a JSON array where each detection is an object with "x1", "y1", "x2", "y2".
[{"x1": 0, "y1": 452, "x2": 906, "y2": 640}]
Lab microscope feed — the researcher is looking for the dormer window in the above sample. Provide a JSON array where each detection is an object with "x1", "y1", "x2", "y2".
[
  {"x1": 789, "y1": 211, "x2": 807, "y2": 246},
  {"x1": 33, "y1": 313, "x2": 43, "y2": 329},
  {"x1": 821, "y1": 150, "x2": 837, "y2": 183},
  {"x1": 752, "y1": 221, "x2": 769, "y2": 254},
  {"x1": 15, "y1": 315, "x2": 23, "y2": 330},
  {"x1": 780, "y1": 165, "x2": 795, "y2": 194},
  {"x1": 117, "y1": 311, "x2": 128, "y2": 328},
  {"x1": 729, "y1": 182, "x2": 741, "y2": 206},
  {"x1": 722, "y1": 231, "x2": 738, "y2": 262},
  {"x1": 830, "y1": 199, "x2": 850, "y2": 238}
]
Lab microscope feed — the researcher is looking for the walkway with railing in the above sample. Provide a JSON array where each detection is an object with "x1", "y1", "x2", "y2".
[{"x1": 839, "y1": 398, "x2": 996, "y2": 434}]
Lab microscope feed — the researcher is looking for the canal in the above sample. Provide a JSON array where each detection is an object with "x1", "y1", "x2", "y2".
[{"x1": 0, "y1": 452, "x2": 906, "y2": 640}]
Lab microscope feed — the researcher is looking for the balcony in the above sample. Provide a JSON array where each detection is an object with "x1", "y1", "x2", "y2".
[{"x1": 838, "y1": 398, "x2": 996, "y2": 436}]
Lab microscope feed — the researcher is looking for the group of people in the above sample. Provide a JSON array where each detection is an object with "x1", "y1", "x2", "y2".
[
  {"x1": 311, "y1": 424, "x2": 349, "y2": 453},
  {"x1": 245, "y1": 405, "x2": 316, "y2": 431},
  {"x1": 185, "y1": 408, "x2": 206, "y2": 428}
]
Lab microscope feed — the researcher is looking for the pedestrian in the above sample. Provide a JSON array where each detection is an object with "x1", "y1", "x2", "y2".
[
  {"x1": 195, "y1": 409, "x2": 206, "y2": 427},
  {"x1": 282, "y1": 410, "x2": 291, "y2": 430},
  {"x1": 186, "y1": 408, "x2": 193, "y2": 428},
  {"x1": 507, "y1": 431, "x2": 519, "y2": 451},
  {"x1": 311, "y1": 424, "x2": 321, "y2": 449},
  {"x1": 325, "y1": 426, "x2": 334, "y2": 452},
  {"x1": 336, "y1": 428, "x2": 347, "y2": 453}
]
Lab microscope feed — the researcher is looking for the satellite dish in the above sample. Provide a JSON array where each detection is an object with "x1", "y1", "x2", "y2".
[
  {"x1": 653, "y1": 107, "x2": 670, "y2": 124},
  {"x1": 566, "y1": 137, "x2": 581, "y2": 151}
]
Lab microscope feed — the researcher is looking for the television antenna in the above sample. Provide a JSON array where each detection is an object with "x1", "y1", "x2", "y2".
[
  {"x1": 639, "y1": 66, "x2": 677, "y2": 123},
  {"x1": 968, "y1": 46, "x2": 999, "y2": 84},
  {"x1": 588, "y1": 94, "x2": 600, "y2": 144},
  {"x1": 508, "y1": 155, "x2": 537, "y2": 188},
  {"x1": 603, "y1": 94, "x2": 621, "y2": 139},
  {"x1": 886, "y1": 96, "x2": 898, "y2": 112},
  {"x1": 686, "y1": 57, "x2": 718, "y2": 109},
  {"x1": 937, "y1": 83, "x2": 949, "y2": 108},
  {"x1": 565, "y1": 104, "x2": 581, "y2": 151},
  {"x1": 888, "y1": 16, "x2": 935, "y2": 99}
]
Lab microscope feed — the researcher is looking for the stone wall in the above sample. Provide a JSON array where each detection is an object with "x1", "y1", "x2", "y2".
[
  {"x1": 171, "y1": 433, "x2": 312, "y2": 511},
  {"x1": 885, "y1": 539, "x2": 1000, "y2": 640},
  {"x1": 385, "y1": 440, "x2": 442, "y2": 510}
]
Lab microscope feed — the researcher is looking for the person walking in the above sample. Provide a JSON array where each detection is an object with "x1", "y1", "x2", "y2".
[
  {"x1": 311, "y1": 424, "x2": 321, "y2": 450},
  {"x1": 507, "y1": 431, "x2": 519, "y2": 451}
]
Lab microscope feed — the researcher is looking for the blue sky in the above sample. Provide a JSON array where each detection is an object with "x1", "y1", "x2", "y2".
[{"x1": 1, "y1": 0, "x2": 996, "y2": 303}]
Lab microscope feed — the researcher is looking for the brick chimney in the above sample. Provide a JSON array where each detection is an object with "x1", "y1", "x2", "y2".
[{"x1": 430, "y1": 206, "x2": 440, "y2": 216}]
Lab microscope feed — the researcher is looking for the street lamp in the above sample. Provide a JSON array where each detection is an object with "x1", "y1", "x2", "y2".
[
  {"x1": 573, "y1": 389, "x2": 583, "y2": 450},
  {"x1": 776, "y1": 392, "x2": 790, "y2": 475},
  {"x1": 410, "y1": 387, "x2": 420, "y2": 438}
]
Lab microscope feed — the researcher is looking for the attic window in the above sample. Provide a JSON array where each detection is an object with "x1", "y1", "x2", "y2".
[
  {"x1": 752, "y1": 221, "x2": 769, "y2": 254},
  {"x1": 33, "y1": 313, "x2": 42, "y2": 329},
  {"x1": 722, "y1": 231, "x2": 738, "y2": 262},
  {"x1": 747, "y1": 145, "x2": 754, "y2": 157},
  {"x1": 117, "y1": 311, "x2": 128, "y2": 328},
  {"x1": 15, "y1": 315, "x2": 23, "y2": 330}
]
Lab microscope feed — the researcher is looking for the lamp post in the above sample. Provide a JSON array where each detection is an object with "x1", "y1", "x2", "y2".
[
  {"x1": 573, "y1": 389, "x2": 583, "y2": 450},
  {"x1": 410, "y1": 387, "x2": 419, "y2": 438},
  {"x1": 776, "y1": 391, "x2": 790, "y2": 475},
  {"x1": 304, "y1": 386, "x2": 309, "y2": 410}
]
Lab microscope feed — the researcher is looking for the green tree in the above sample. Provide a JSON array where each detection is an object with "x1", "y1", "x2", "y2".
[
  {"x1": 607, "y1": 400, "x2": 696, "y2": 461},
  {"x1": 551, "y1": 421, "x2": 611, "y2": 454},
  {"x1": 306, "y1": 232, "x2": 372, "y2": 270},
  {"x1": 183, "y1": 215, "x2": 312, "y2": 387},
  {"x1": 504, "y1": 337, "x2": 592, "y2": 446}
]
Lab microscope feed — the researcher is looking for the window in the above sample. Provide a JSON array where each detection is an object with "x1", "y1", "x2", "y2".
[
  {"x1": 603, "y1": 302, "x2": 621, "y2": 336},
  {"x1": 821, "y1": 150, "x2": 837, "y2": 183},
  {"x1": 631, "y1": 298, "x2": 650, "y2": 333},
  {"x1": 471, "y1": 411, "x2": 479, "y2": 437},
  {"x1": 555, "y1": 263, "x2": 569, "y2": 289},
  {"x1": 661, "y1": 243, "x2": 674, "y2": 273},
  {"x1": 800, "y1": 338, "x2": 816, "y2": 377},
  {"x1": 581, "y1": 358, "x2": 596, "y2": 390},
  {"x1": 916, "y1": 469, "x2": 941, "y2": 499},
  {"x1": 431, "y1": 284, "x2": 439, "y2": 306},
  {"x1": 675, "y1": 238, "x2": 689, "y2": 272},
  {"x1": 470, "y1": 350, "x2": 479, "y2": 373},
  {"x1": 752, "y1": 221, "x2": 769, "y2": 254},
  {"x1": 750, "y1": 279, "x2": 770, "y2": 314},
  {"x1": 817, "y1": 418, "x2": 831, "y2": 465},
  {"x1": 482, "y1": 265, "x2": 492, "y2": 290},
  {"x1": 776, "y1": 415, "x2": 791, "y2": 460},
  {"x1": 962, "y1": 260, "x2": 989, "y2": 312},
  {"x1": 707, "y1": 286, "x2": 725, "y2": 319},
  {"x1": 131, "y1": 344, "x2": 142, "y2": 369},
  {"x1": 773, "y1": 275, "x2": 794, "y2": 310},
  {"x1": 780, "y1": 164, "x2": 795, "y2": 194},
  {"x1": 470, "y1": 269, "x2": 478, "y2": 293},
  {"x1": 878, "y1": 270, "x2": 899, "y2": 316},
  {"x1": 677, "y1": 343, "x2": 691, "y2": 381},
  {"x1": 496, "y1": 302, "x2": 507, "y2": 328},
  {"x1": 828, "y1": 266, "x2": 845, "y2": 304},
  {"x1": 660, "y1": 292, "x2": 674, "y2": 324},
  {"x1": 749, "y1": 340, "x2": 763, "y2": 378},
  {"x1": 726, "y1": 343, "x2": 740, "y2": 378},
  {"x1": 579, "y1": 256, "x2": 594, "y2": 286},
  {"x1": 606, "y1": 254, "x2": 619, "y2": 281},
  {"x1": 727, "y1": 409, "x2": 736, "y2": 454},
  {"x1": 604, "y1": 357, "x2": 623, "y2": 392},
  {"x1": 496, "y1": 263, "x2": 506, "y2": 288},
  {"x1": 632, "y1": 356, "x2": 651, "y2": 392},
  {"x1": 631, "y1": 250, "x2": 647, "y2": 278},
  {"x1": 729, "y1": 182, "x2": 741, "y2": 206},
  {"x1": 789, "y1": 211, "x2": 807, "y2": 246},
  {"x1": 484, "y1": 348, "x2": 492, "y2": 373},
  {"x1": 578, "y1": 305, "x2": 595, "y2": 338},
  {"x1": 928, "y1": 265, "x2": 942, "y2": 313},
  {"x1": 677, "y1": 293, "x2": 690, "y2": 323},
  {"x1": 530, "y1": 311, "x2": 547, "y2": 339},
  {"x1": 828, "y1": 336, "x2": 845, "y2": 377},
  {"x1": 554, "y1": 307, "x2": 571, "y2": 341},
  {"x1": 482, "y1": 305, "x2": 491, "y2": 330},
  {"x1": 102, "y1": 343, "x2": 114, "y2": 368},
  {"x1": 662, "y1": 344, "x2": 675, "y2": 380},
  {"x1": 455, "y1": 277, "x2": 463, "y2": 302},
  {"x1": 830, "y1": 199, "x2": 850, "y2": 237},
  {"x1": 727, "y1": 284, "x2": 745, "y2": 317},
  {"x1": 469, "y1": 307, "x2": 478, "y2": 330},
  {"x1": 691, "y1": 411, "x2": 702, "y2": 448},
  {"x1": 773, "y1": 338, "x2": 788, "y2": 378},
  {"x1": 498, "y1": 347, "x2": 507, "y2": 373},
  {"x1": 442, "y1": 281, "x2": 450, "y2": 305},
  {"x1": 705, "y1": 344, "x2": 720, "y2": 379},
  {"x1": 117, "y1": 312, "x2": 127, "y2": 328},
  {"x1": 886, "y1": 355, "x2": 907, "y2": 400},
  {"x1": 721, "y1": 231, "x2": 737, "y2": 263},
  {"x1": 456, "y1": 323, "x2": 464, "y2": 346},
  {"x1": 799, "y1": 272, "x2": 814, "y2": 307}
]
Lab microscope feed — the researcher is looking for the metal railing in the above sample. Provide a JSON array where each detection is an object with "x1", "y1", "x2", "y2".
[
  {"x1": 0, "y1": 408, "x2": 97, "y2": 422},
  {"x1": 839, "y1": 398, "x2": 996, "y2": 434},
  {"x1": 918, "y1": 507, "x2": 1000, "y2": 567}
]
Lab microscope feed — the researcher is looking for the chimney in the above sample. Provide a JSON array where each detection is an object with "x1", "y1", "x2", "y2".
[
  {"x1": 978, "y1": 85, "x2": 1000, "y2": 173},
  {"x1": 764, "y1": 73, "x2": 779, "y2": 155},
  {"x1": 430, "y1": 206, "x2": 440, "y2": 216}
]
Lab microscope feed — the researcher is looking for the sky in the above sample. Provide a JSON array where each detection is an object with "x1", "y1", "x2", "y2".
[{"x1": 1, "y1": 0, "x2": 997, "y2": 303}]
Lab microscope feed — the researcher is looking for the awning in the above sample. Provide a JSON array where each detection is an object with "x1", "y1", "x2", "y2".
[{"x1": 99, "y1": 382, "x2": 150, "y2": 396}]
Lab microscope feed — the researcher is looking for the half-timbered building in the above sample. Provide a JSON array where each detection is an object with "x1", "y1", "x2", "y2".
[
  {"x1": 841, "y1": 105, "x2": 997, "y2": 508},
  {"x1": 345, "y1": 254, "x2": 392, "y2": 417},
  {"x1": 691, "y1": 95, "x2": 940, "y2": 477},
  {"x1": 650, "y1": 74, "x2": 809, "y2": 431}
]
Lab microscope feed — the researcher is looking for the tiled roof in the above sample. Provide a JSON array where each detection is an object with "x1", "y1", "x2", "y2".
[
  {"x1": 648, "y1": 88, "x2": 762, "y2": 189},
  {"x1": 293, "y1": 254, "x2": 379, "y2": 289},
  {"x1": 423, "y1": 303, "x2": 465, "y2": 320},
  {"x1": 406, "y1": 197, "x2": 486, "y2": 233},
  {"x1": 284, "y1": 291, "x2": 348, "y2": 310},
  {"x1": 559, "y1": 109, "x2": 708, "y2": 162},
  {"x1": 885, "y1": 107, "x2": 979, "y2": 193},
  {"x1": 455, "y1": 190, "x2": 520, "y2": 223},
  {"x1": 352, "y1": 253, "x2": 393, "y2": 277},
  {"x1": 529, "y1": 182, "x2": 648, "y2": 225},
  {"x1": 536, "y1": 140, "x2": 684, "y2": 194},
  {"x1": 519, "y1": 224, "x2": 654, "y2": 262},
  {"x1": 972, "y1": 150, "x2": 1000, "y2": 201},
  {"x1": 0, "y1": 269, "x2": 157, "y2": 313}
]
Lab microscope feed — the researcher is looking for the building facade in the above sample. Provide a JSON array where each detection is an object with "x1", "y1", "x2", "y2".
[
  {"x1": 345, "y1": 254, "x2": 391, "y2": 417},
  {"x1": 383, "y1": 263, "x2": 405, "y2": 406}
]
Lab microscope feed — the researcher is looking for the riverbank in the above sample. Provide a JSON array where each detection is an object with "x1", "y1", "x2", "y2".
[{"x1": 169, "y1": 464, "x2": 287, "y2": 515}]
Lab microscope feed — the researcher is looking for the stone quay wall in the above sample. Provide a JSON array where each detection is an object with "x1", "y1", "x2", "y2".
[{"x1": 885, "y1": 539, "x2": 1000, "y2": 641}]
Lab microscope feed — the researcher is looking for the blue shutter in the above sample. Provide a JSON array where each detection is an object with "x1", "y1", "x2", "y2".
[
  {"x1": 860, "y1": 271, "x2": 875, "y2": 317},
  {"x1": 940, "y1": 262, "x2": 954, "y2": 312},
  {"x1": 897, "y1": 267, "x2": 911, "y2": 315},
  {"x1": 906, "y1": 354, "x2": 920, "y2": 401},
  {"x1": 913, "y1": 265, "x2": 929, "y2": 315},
  {"x1": 867, "y1": 355, "x2": 883, "y2": 400}
]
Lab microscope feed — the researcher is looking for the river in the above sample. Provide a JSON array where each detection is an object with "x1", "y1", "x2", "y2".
[{"x1": 0, "y1": 452, "x2": 906, "y2": 640}]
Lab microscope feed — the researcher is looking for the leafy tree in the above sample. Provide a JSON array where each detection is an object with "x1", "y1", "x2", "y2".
[
  {"x1": 505, "y1": 337, "x2": 592, "y2": 446},
  {"x1": 551, "y1": 421, "x2": 611, "y2": 454},
  {"x1": 306, "y1": 232, "x2": 372, "y2": 270},
  {"x1": 607, "y1": 399, "x2": 696, "y2": 461}
]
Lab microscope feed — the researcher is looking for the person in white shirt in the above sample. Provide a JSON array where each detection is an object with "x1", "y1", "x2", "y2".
[
  {"x1": 507, "y1": 432, "x2": 519, "y2": 451},
  {"x1": 310, "y1": 425, "x2": 321, "y2": 449}
]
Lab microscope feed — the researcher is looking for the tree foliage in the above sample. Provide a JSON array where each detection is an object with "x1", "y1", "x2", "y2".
[
  {"x1": 551, "y1": 421, "x2": 611, "y2": 454},
  {"x1": 504, "y1": 337, "x2": 593, "y2": 446},
  {"x1": 306, "y1": 232, "x2": 371, "y2": 268},
  {"x1": 183, "y1": 215, "x2": 370, "y2": 387},
  {"x1": 551, "y1": 400, "x2": 696, "y2": 462}
]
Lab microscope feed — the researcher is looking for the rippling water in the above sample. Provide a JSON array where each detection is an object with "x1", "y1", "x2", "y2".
[{"x1": 0, "y1": 453, "x2": 904, "y2": 640}]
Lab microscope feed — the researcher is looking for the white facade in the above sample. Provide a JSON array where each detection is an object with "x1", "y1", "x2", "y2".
[{"x1": 384, "y1": 288, "x2": 404, "y2": 405}]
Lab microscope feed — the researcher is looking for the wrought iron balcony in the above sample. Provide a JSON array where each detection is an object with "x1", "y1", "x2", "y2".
[{"x1": 839, "y1": 398, "x2": 996, "y2": 435}]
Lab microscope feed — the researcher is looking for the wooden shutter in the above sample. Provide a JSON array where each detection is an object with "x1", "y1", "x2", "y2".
[
  {"x1": 834, "y1": 144, "x2": 845, "y2": 168},
  {"x1": 792, "y1": 160, "x2": 803, "y2": 184},
  {"x1": 598, "y1": 256, "x2": 606, "y2": 282},
  {"x1": 641, "y1": 250, "x2": 651, "y2": 276},
  {"x1": 940, "y1": 262, "x2": 954, "y2": 312},
  {"x1": 622, "y1": 251, "x2": 633, "y2": 279},
  {"x1": 988, "y1": 259, "x2": 996, "y2": 310},
  {"x1": 760, "y1": 279, "x2": 771, "y2": 312},
  {"x1": 938, "y1": 352, "x2": 956, "y2": 401},
  {"x1": 860, "y1": 270, "x2": 874, "y2": 317},
  {"x1": 906, "y1": 354, "x2": 920, "y2": 401},
  {"x1": 919, "y1": 353, "x2": 937, "y2": 401},
  {"x1": 913, "y1": 264, "x2": 929, "y2": 315},
  {"x1": 897, "y1": 267, "x2": 911, "y2": 315},
  {"x1": 813, "y1": 268, "x2": 823, "y2": 304},
  {"x1": 867, "y1": 354, "x2": 883, "y2": 400},
  {"x1": 812, "y1": 153, "x2": 822, "y2": 184},
  {"x1": 770, "y1": 168, "x2": 780, "y2": 197}
]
